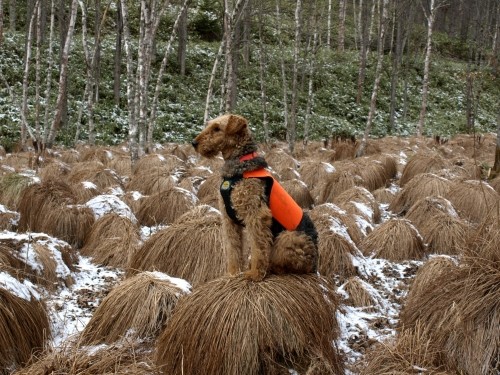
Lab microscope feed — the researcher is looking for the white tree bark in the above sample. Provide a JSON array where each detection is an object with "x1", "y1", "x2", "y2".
[
  {"x1": 304, "y1": 23, "x2": 318, "y2": 147},
  {"x1": 204, "y1": 38, "x2": 225, "y2": 123},
  {"x1": 417, "y1": 0, "x2": 438, "y2": 137},
  {"x1": 34, "y1": 1, "x2": 42, "y2": 145},
  {"x1": 257, "y1": 1, "x2": 268, "y2": 143},
  {"x1": 338, "y1": 0, "x2": 346, "y2": 51},
  {"x1": 45, "y1": 0, "x2": 78, "y2": 148},
  {"x1": 327, "y1": 0, "x2": 332, "y2": 48},
  {"x1": 288, "y1": 0, "x2": 302, "y2": 154},
  {"x1": 357, "y1": 0, "x2": 388, "y2": 157},
  {"x1": 42, "y1": 0, "x2": 55, "y2": 144},
  {"x1": 276, "y1": 0, "x2": 289, "y2": 132}
]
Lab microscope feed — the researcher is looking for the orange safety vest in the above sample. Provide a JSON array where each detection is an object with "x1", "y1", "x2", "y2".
[{"x1": 220, "y1": 168, "x2": 304, "y2": 232}]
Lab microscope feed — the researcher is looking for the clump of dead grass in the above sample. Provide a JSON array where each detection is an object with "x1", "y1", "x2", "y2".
[
  {"x1": 317, "y1": 169, "x2": 360, "y2": 204},
  {"x1": 333, "y1": 186, "x2": 381, "y2": 224},
  {"x1": 156, "y1": 274, "x2": 344, "y2": 375},
  {"x1": 81, "y1": 213, "x2": 141, "y2": 268},
  {"x1": 405, "y1": 196, "x2": 458, "y2": 229},
  {"x1": 79, "y1": 272, "x2": 190, "y2": 345},
  {"x1": 389, "y1": 173, "x2": 453, "y2": 214},
  {"x1": 360, "y1": 218, "x2": 426, "y2": 261},
  {"x1": 0, "y1": 173, "x2": 33, "y2": 209},
  {"x1": 196, "y1": 172, "x2": 221, "y2": 208},
  {"x1": 342, "y1": 276, "x2": 377, "y2": 311},
  {"x1": 0, "y1": 289, "x2": 50, "y2": 374},
  {"x1": 67, "y1": 161, "x2": 123, "y2": 190},
  {"x1": 126, "y1": 165, "x2": 176, "y2": 195},
  {"x1": 135, "y1": 186, "x2": 199, "y2": 226},
  {"x1": 399, "y1": 152, "x2": 448, "y2": 186},
  {"x1": 280, "y1": 179, "x2": 314, "y2": 209},
  {"x1": 128, "y1": 211, "x2": 224, "y2": 286}
]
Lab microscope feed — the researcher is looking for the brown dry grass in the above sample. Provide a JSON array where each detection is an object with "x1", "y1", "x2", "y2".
[
  {"x1": 38, "y1": 160, "x2": 71, "y2": 182},
  {"x1": 196, "y1": 172, "x2": 221, "y2": 208},
  {"x1": 405, "y1": 196, "x2": 458, "y2": 229},
  {"x1": 156, "y1": 274, "x2": 344, "y2": 375},
  {"x1": 310, "y1": 203, "x2": 365, "y2": 245},
  {"x1": 399, "y1": 152, "x2": 449, "y2": 186},
  {"x1": 79, "y1": 146, "x2": 114, "y2": 165},
  {"x1": 333, "y1": 186, "x2": 381, "y2": 224},
  {"x1": 445, "y1": 179, "x2": 500, "y2": 223},
  {"x1": 265, "y1": 148, "x2": 299, "y2": 172},
  {"x1": 389, "y1": 173, "x2": 453, "y2": 214},
  {"x1": 79, "y1": 272, "x2": 190, "y2": 345},
  {"x1": 317, "y1": 169, "x2": 360, "y2": 204},
  {"x1": 342, "y1": 276, "x2": 376, "y2": 311},
  {"x1": 67, "y1": 161, "x2": 123, "y2": 190},
  {"x1": 126, "y1": 165, "x2": 176, "y2": 195},
  {"x1": 69, "y1": 181, "x2": 102, "y2": 204},
  {"x1": 15, "y1": 339, "x2": 158, "y2": 375},
  {"x1": 0, "y1": 289, "x2": 50, "y2": 374},
  {"x1": 329, "y1": 142, "x2": 357, "y2": 161},
  {"x1": 356, "y1": 154, "x2": 397, "y2": 192},
  {"x1": 489, "y1": 176, "x2": 500, "y2": 194},
  {"x1": 0, "y1": 173, "x2": 33, "y2": 210},
  {"x1": 416, "y1": 211, "x2": 468, "y2": 255},
  {"x1": 135, "y1": 186, "x2": 198, "y2": 226},
  {"x1": 299, "y1": 160, "x2": 336, "y2": 191},
  {"x1": 81, "y1": 213, "x2": 141, "y2": 268},
  {"x1": 360, "y1": 218, "x2": 426, "y2": 261},
  {"x1": 42, "y1": 205, "x2": 95, "y2": 248},
  {"x1": 132, "y1": 153, "x2": 186, "y2": 176},
  {"x1": 372, "y1": 187, "x2": 397, "y2": 205},
  {"x1": 0, "y1": 210, "x2": 19, "y2": 231},
  {"x1": 360, "y1": 322, "x2": 453, "y2": 374},
  {"x1": 128, "y1": 211, "x2": 224, "y2": 286},
  {"x1": 280, "y1": 178, "x2": 314, "y2": 209},
  {"x1": 400, "y1": 226, "x2": 500, "y2": 375}
]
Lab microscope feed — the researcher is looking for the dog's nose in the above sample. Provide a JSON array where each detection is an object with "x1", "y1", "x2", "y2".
[{"x1": 191, "y1": 140, "x2": 198, "y2": 149}]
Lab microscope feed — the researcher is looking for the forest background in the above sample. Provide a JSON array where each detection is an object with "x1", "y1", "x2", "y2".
[{"x1": 0, "y1": 0, "x2": 498, "y2": 164}]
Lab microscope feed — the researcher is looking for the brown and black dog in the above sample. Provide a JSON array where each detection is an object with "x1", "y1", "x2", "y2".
[{"x1": 192, "y1": 114, "x2": 318, "y2": 281}]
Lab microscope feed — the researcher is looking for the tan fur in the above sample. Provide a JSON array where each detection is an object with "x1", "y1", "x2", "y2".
[{"x1": 193, "y1": 114, "x2": 317, "y2": 281}]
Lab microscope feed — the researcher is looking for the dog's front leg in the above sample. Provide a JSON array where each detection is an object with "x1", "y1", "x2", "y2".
[
  {"x1": 244, "y1": 209, "x2": 274, "y2": 281},
  {"x1": 221, "y1": 214, "x2": 244, "y2": 275}
]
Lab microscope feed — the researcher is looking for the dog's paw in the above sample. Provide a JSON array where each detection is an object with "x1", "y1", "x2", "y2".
[{"x1": 243, "y1": 269, "x2": 266, "y2": 282}]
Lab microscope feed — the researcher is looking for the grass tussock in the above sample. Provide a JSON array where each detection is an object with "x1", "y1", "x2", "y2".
[
  {"x1": 135, "y1": 186, "x2": 198, "y2": 226},
  {"x1": 280, "y1": 179, "x2": 314, "y2": 209},
  {"x1": 333, "y1": 186, "x2": 381, "y2": 224},
  {"x1": 342, "y1": 276, "x2": 376, "y2": 311},
  {"x1": 67, "y1": 161, "x2": 123, "y2": 190},
  {"x1": 416, "y1": 211, "x2": 468, "y2": 255},
  {"x1": 155, "y1": 274, "x2": 344, "y2": 375},
  {"x1": 317, "y1": 169, "x2": 359, "y2": 204},
  {"x1": 264, "y1": 147, "x2": 299, "y2": 173},
  {"x1": 445, "y1": 179, "x2": 500, "y2": 223},
  {"x1": 38, "y1": 160, "x2": 71, "y2": 183},
  {"x1": 0, "y1": 289, "x2": 50, "y2": 374},
  {"x1": 360, "y1": 218, "x2": 426, "y2": 261},
  {"x1": 299, "y1": 160, "x2": 335, "y2": 192},
  {"x1": 389, "y1": 173, "x2": 453, "y2": 214},
  {"x1": 128, "y1": 210, "x2": 224, "y2": 286},
  {"x1": 81, "y1": 213, "x2": 141, "y2": 268},
  {"x1": 79, "y1": 272, "x2": 190, "y2": 345},
  {"x1": 0, "y1": 173, "x2": 33, "y2": 210},
  {"x1": 399, "y1": 153, "x2": 449, "y2": 186},
  {"x1": 15, "y1": 338, "x2": 157, "y2": 375},
  {"x1": 356, "y1": 154, "x2": 397, "y2": 192},
  {"x1": 196, "y1": 172, "x2": 221, "y2": 208},
  {"x1": 126, "y1": 165, "x2": 176, "y2": 195},
  {"x1": 372, "y1": 187, "x2": 397, "y2": 205},
  {"x1": 405, "y1": 196, "x2": 458, "y2": 229}
]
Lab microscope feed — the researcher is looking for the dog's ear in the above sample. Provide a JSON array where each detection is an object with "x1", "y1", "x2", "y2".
[{"x1": 226, "y1": 115, "x2": 248, "y2": 135}]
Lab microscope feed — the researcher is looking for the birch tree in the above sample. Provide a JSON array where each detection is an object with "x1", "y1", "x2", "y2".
[
  {"x1": 288, "y1": 0, "x2": 302, "y2": 154},
  {"x1": 45, "y1": 0, "x2": 78, "y2": 149},
  {"x1": 338, "y1": 0, "x2": 346, "y2": 51},
  {"x1": 0, "y1": 0, "x2": 4, "y2": 45},
  {"x1": 326, "y1": 0, "x2": 332, "y2": 48},
  {"x1": 417, "y1": 0, "x2": 446, "y2": 137},
  {"x1": 276, "y1": 0, "x2": 288, "y2": 133},
  {"x1": 356, "y1": 0, "x2": 388, "y2": 157},
  {"x1": 257, "y1": 0, "x2": 269, "y2": 143}
]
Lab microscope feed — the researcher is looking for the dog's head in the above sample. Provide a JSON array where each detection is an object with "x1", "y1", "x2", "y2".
[{"x1": 192, "y1": 114, "x2": 252, "y2": 159}]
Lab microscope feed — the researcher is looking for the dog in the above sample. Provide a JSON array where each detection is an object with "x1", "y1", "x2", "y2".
[{"x1": 192, "y1": 114, "x2": 318, "y2": 281}]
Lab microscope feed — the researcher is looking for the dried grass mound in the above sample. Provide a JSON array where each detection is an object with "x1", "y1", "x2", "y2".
[
  {"x1": 128, "y1": 212, "x2": 224, "y2": 286},
  {"x1": 156, "y1": 274, "x2": 344, "y2": 375},
  {"x1": 417, "y1": 211, "x2": 468, "y2": 255},
  {"x1": 389, "y1": 173, "x2": 453, "y2": 214},
  {"x1": 196, "y1": 172, "x2": 221, "y2": 208},
  {"x1": 126, "y1": 165, "x2": 176, "y2": 195},
  {"x1": 280, "y1": 179, "x2": 314, "y2": 209},
  {"x1": 310, "y1": 203, "x2": 365, "y2": 245},
  {"x1": 360, "y1": 323, "x2": 452, "y2": 374},
  {"x1": 399, "y1": 253, "x2": 500, "y2": 374},
  {"x1": 342, "y1": 276, "x2": 376, "y2": 311},
  {"x1": 399, "y1": 152, "x2": 448, "y2": 186},
  {"x1": 15, "y1": 339, "x2": 157, "y2": 375},
  {"x1": 0, "y1": 206, "x2": 19, "y2": 230},
  {"x1": 0, "y1": 173, "x2": 33, "y2": 209},
  {"x1": 67, "y1": 161, "x2": 123, "y2": 190},
  {"x1": 108, "y1": 154, "x2": 132, "y2": 177},
  {"x1": 406, "y1": 256, "x2": 457, "y2": 305},
  {"x1": 0, "y1": 234, "x2": 76, "y2": 289},
  {"x1": 490, "y1": 175, "x2": 500, "y2": 194},
  {"x1": 360, "y1": 218, "x2": 426, "y2": 261},
  {"x1": 70, "y1": 181, "x2": 102, "y2": 204},
  {"x1": 463, "y1": 209, "x2": 500, "y2": 262},
  {"x1": 299, "y1": 160, "x2": 336, "y2": 190},
  {"x1": 333, "y1": 186, "x2": 381, "y2": 224},
  {"x1": 372, "y1": 187, "x2": 397, "y2": 205},
  {"x1": 265, "y1": 148, "x2": 299, "y2": 172},
  {"x1": 405, "y1": 196, "x2": 458, "y2": 229},
  {"x1": 317, "y1": 169, "x2": 360, "y2": 204},
  {"x1": 330, "y1": 142, "x2": 356, "y2": 161},
  {"x1": 356, "y1": 154, "x2": 397, "y2": 192},
  {"x1": 445, "y1": 179, "x2": 500, "y2": 223},
  {"x1": 79, "y1": 272, "x2": 190, "y2": 345},
  {"x1": 81, "y1": 213, "x2": 141, "y2": 267},
  {"x1": 132, "y1": 153, "x2": 185, "y2": 176},
  {"x1": 0, "y1": 289, "x2": 50, "y2": 374},
  {"x1": 38, "y1": 160, "x2": 71, "y2": 182},
  {"x1": 79, "y1": 146, "x2": 114, "y2": 165},
  {"x1": 135, "y1": 186, "x2": 199, "y2": 226},
  {"x1": 174, "y1": 204, "x2": 221, "y2": 224}
]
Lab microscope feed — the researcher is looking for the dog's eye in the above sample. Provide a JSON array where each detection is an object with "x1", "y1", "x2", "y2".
[{"x1": 213, "y1": 126, "x2": 220, "y2": 132}]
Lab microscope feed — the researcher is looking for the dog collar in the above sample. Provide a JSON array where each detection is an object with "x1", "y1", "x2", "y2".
[{"x1": 239, "y1": 152, "x2": 259, "y2": 162}]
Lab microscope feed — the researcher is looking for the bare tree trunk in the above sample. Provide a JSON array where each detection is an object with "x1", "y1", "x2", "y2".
[
  {"x1": 356, "y1": 0, "x2": 388, "y2": 157},
  {"x1": 288, "y1": 0, "x2": 302, "y2": 154},
  {"x1": 356, "y1": 0, "x2": 369, "y2": 104},
  {"x1": 0, "y1": 0, "x2": 4, "y2": 45},
  {"x1": 257, "y1": 1, "x2": 268, "y2": 143},
  {"x1": 304, "y1": 19, "x2": 318, "y2": 147},
  {"x1": 120, "y1": 0, "x2": 138, "y2": 164},
  {"x1": 493, "y1": 110, "x2": 500, "y2": 174},
  {"x1": 42, "y1": 0, "x2": 55, "y2": 143},
  {"x1": 338, "y1": 0, "x2": 346, "y2": 51},
  {"x1": 113, "y1": 0, "x2": 122, "y2": 106},
  {"x1": 417, "y1": 0, "x2": 439, "y2": 137},
  {"x1": 204, "y1": 39, "x2": 225, "y2": 123},
  {"x1": 20, "y1": 0, "x2": 39, "y2": 150},
  {"x1": 327, "y1": 0, "x2": 332, "y2": 48},
  {"x1": 276, "y1": 0, "x2": 288, "y2": 133},
  {"x1": 177, "y1": 1, "x2": 188, "y2": 75},
  {"x1": 45, "y1": 0, "x2": 77, "y2": 149},
  {"x1": 8, "y1": 0, "x2": 15, "y2": 32},
  {"x1": 241, "y1": 0, "x2": 251, "y2": 66},
  {"x1": 34, "y1": 0, "x2": 42, "y2": 145},
  {"x1": 148, "y1": 0, "x2": 189, "y2": 151}
]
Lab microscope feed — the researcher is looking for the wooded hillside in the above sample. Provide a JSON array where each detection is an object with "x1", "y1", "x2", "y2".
[{"x1": 0, "y1": 0, "x2": 498, "y2": 159}]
